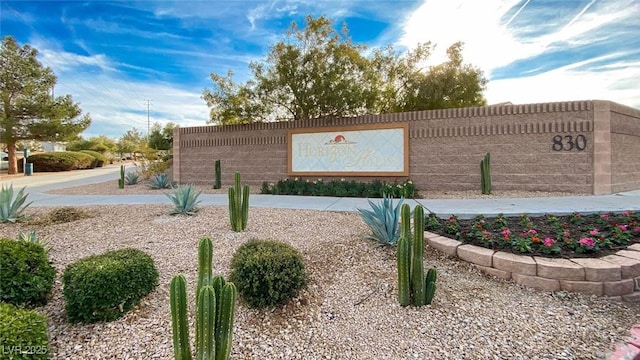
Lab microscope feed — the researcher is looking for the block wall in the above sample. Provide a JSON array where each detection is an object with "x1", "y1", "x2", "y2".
[{"x1": 173, "y1": 100, "x2": 640, "y2": 195}]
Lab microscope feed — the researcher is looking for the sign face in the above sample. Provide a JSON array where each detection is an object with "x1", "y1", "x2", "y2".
[{"x1": 288, "y1": 123, "x2": 409, "y2": 176}]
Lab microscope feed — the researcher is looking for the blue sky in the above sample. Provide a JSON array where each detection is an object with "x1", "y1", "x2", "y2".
[{"x1": 1, "y1": 0, "x2": 639, "y2": 140}]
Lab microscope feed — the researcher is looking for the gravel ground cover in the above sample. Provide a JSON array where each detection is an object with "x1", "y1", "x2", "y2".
[{"x1": 2, "y1": 202, "x2": 639, "y2": 359}]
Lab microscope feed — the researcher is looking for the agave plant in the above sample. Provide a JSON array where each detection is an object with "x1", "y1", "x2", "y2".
[
  {"x1": 18, "y1": 231, "x2": 51, "y2": 253},
  {"x1": 149, "y1": 173, "x2": 173, "y2": 189},
  {"x1": 166, "y1": 184, "x2": 202, "y2": 215},
  {"x1": 0, "y1": 185, "x2": 32, "y2": 223},
  {"x1": 356, "y1": 194, "x2": 404, "y2": 246},
  {"x1": 124, "y1": 170, "x2": 140, "y2": 185}
]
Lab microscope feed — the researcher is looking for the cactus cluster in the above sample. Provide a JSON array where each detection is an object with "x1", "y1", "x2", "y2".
[
  {"x1": 480, "y1": 152, "x2": 491, "y2": 195},
  {"x1": 118, "y1": 165, "x2": 125, "y2": 189},
  {"x1": 397, "y1": 204, "x2": 437, "y2": 307},
  {"x1": 213, "y1": 160, "x2": 221, "y2": 189},
  {"x1": 228, "y1": 172, "x2": 249, "y2": 232},
  {"x1": 170, "y1": 237, "x2": 237, "y2": 360}
]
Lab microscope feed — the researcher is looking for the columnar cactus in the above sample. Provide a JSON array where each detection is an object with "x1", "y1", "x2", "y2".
[
  {"x1": 213, "y1": 160, "x2": 221, "y2": 189},
  {"x1": 118, "y1": 165, "x2": 125, "y2": 189},
  {"x1": 170, "y1": 238, "x2": 237, "y2": 360},
  {"x1": 481, "y1": 152, "x2": 491, "y2": 195},
  {"x1": 170, "y1": 275, "x2": 191, "y2": 360},
  {"x1": 228, "y1": 172, "x2": 249, "y2": 232},
  {"x1": 397, "y1": 204, "x2": 437, "y2": 307}
]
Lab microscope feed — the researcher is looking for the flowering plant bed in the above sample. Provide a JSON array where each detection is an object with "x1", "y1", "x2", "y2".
[{"x1": 425, "y1": 211, "x2": 640, "y2": 258}]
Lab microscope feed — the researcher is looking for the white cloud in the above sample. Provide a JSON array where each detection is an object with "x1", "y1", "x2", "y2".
[{"x1": 398, "y1": 0, "x2": 640, "y2": 108}]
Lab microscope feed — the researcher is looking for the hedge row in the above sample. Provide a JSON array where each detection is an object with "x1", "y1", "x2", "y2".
[{"x1": 25, "y1": 151, "x2": 102, "y2": 172}]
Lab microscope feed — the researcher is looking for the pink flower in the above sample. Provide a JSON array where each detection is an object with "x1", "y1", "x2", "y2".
[
  {"x1": 633, "y1": 227, "x2": 640, "y2": 234},
  {"x1": 543, "y1": 237, "x2": 556, "y2": 247},
  {"x1": 589, "y1": 229, "x2": 599, "y2": 236},
  {"x1": 527, "y1": 229, "x2": 537, "y2": 235},
  {"x1": 562, "y1": 231, "x2": 570, "y2": 237},
  {"x1": 501, "y1": 229, "x2": 511, "y2": 236},
  {"x1": 619, "y1": 225, "x2": 628, "y2": 231},
  {"x1": 579, "y1": 237, "x2": 595, "y2": 248},
  {"x1": 600, "y1": 214, "x2": 609, "y2": 220},
  {"x1": 622, "y1": 211, "x2": 630, "y2": 217}
]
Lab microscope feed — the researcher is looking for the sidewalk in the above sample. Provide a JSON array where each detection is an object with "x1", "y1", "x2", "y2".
[{"x1": 1, "y1": 167, "x2": 639, "y2": 218}]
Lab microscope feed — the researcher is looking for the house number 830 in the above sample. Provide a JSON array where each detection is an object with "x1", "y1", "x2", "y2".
[{"x1": 552, "y1": 134, "x2": 587, "y2": 151}]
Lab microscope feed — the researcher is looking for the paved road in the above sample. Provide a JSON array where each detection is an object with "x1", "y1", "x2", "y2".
[{"x1": 1, "y1": 166, "x2": 639, "y2": 218}]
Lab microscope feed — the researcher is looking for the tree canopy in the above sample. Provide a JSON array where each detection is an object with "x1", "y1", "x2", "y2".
[
  {"x1": 0, "y1": 36, "x2": 91, "y2": 174},
  {"x1": 117, "y1": 127, "x2": 146, "y2": 157},
  {"x1": 66, "y1": 135, "x2": 117, "y2": 153},
  {"x1": 147, "y1": 122, "x2": 175, "y2": 150},
  {"x1": 202, "y1": 15, "x2": 487, "y2": 125}
]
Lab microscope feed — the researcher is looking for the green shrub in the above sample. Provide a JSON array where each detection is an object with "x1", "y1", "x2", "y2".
[
  {"x1": 62, "y1": 248, "x2": 159, "y2": 323},
  {"x1": 0, "y1": 302, "x2": 50, "y2": 360},
  {"x1": 79, "y1": 150, "x2": 107, "y2": 167},
  {"x1": 230, "y1": 239, "x2": 306, "y2": 308},
  {"x1": 27, "y1": 152, "x2": 94, "y2": 172},
  {"x1": 0, "y1": 239, "x2": 55, "y2": 308},
  {"x1": 262, "y1": 178, "x2": 416, "y2": 198}
]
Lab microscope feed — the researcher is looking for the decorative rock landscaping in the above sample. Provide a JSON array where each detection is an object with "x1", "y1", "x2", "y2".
[{"x1": 426, "y1": 232, "x2": 640, "y2": 302}]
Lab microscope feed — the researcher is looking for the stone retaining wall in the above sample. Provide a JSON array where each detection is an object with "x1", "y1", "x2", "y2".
[{"x1": 426, "y1": 232, "x2": 640, "y2": 302}]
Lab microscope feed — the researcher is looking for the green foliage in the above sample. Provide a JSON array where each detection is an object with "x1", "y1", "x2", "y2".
[
  {"x1": 357, "y1": 194, "x2": 404, "y2": 246},
  {"x1": 17, "y1": 231, "x2": 50, "y2": 253},
  {"x1": 26, "y1": 151, "x2": 94, "y2": 172},
  {"x1": 79, "y1": 149, "x2": 107, "y2": 167},
  {"x1": 481, "y1": 152, "x2": 491, "y2": 195},
  {"x1": 147, "y1": 122, "x2": 175, "y2": 150},
  {"x1": 0, "y1": 184, "x2": 32, "y2": 223},
  {"x1": 62, "y1": 248, "x2": 159, "y2": 323},
  {"x1": 214, "y1": 159, "x2": 221, "y2": 189},
  {"x1": 66, "y1": 135, "x2": 117, "y2": 153},
  {"x1": 397, "y1": 204, "x2": 437, "y2": 307},
  {"x1": 230, "y1": 239, "x2": 307, "y2": 308},
  {"x1": 149, "y1": 173, "x2": 174, "y2": 189},
  {"x1": 0, "y1": 238, "x2": 55, "y2": 307},
  {"x1": 1, "y1": 36, "x2": 91, "y2": 174},
  {"x1": 0, "y1": 302, "x2": 50, "y2": 360},
  {"x1": 202, "y1": 16, "x2": 486, "y2": 125},
  {"x1": 228, "y1": 173, "x2": 249, "y2": 232},
  {"x1": 124, "y1": 170, "x2": 140, "y2": 185},
  {"x1": 166, "y1": 184, "x2": 202, "y2": 215},
  {"x1": 262, "y1": 178, "x2": 415, "y2": 198},
  {"x1": 170, "y1": 238, "x2": 237, "y2": 360}
]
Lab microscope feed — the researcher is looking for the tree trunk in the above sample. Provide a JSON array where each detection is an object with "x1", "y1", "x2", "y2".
[{"x1": 7, "y1": 142, "x2": 17, "y2": 175}]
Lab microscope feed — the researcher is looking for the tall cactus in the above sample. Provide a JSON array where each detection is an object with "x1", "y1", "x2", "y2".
[
  {"x1": 228, "y1": 172, "x2": 249, "y2": 232},
  {"x1": 118, "y1": 165, "x2": 125, "y2": 189},
  {"x1": 170, "y1": 275, "x2": 192, "y2": 360},
  {"x1": 213, "y1": 160, "x2": 221, "y2": 189},
  {"x1": 480, "y1": 152, "x2": 491, "y2": 195},
  {"x1": 170, "y1": 238, "x2": 237, "y2": 360},
  {"x1": 396, "y1": 204, "x2": 438, "y2": 307}
]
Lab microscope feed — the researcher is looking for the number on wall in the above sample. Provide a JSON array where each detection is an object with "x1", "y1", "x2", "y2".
[{"x1": 552, "y1": 134, "x2": 587, "y2": 151}]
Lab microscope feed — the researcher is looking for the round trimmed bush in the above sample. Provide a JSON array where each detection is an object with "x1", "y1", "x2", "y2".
[
  {"x1": 27, "y1": 151, "x2": 94, "y2": 172},
  {"x1": 0, "y1": 239, "x2": 55, "y2": 308},
  {"x1": 78, "y1": 150, "x2": 107, "y2": 167},
  {"x1": 62, "y1": 248, "x2": 159, "y2": 323},
  {"x1": 230, "y1": 239, "x2": 307, "y2": 308},
  {"x1": 0, "y1": 302, "x2": 50, "y2": 359}
]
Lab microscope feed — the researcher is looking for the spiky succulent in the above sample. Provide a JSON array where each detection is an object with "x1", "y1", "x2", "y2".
[
  {"x1": 356, "y1": 194, "x2": 404, "y2": 246},
  {"x1": 149, "y1": 173, "x2": 174, "y2": 189},
  {"x1": 124, "y1": 171, "x2": 140, "y2": 185},
  {"x1": 0, "y1": 185, "x2": 32, "y2": 223},
  {"x1": 166, "y1": 184, "x2": 202, "y2": 215}
]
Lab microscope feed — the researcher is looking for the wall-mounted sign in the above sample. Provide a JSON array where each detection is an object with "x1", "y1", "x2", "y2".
[{"x1": 288, "y1": 123, "x2": 409, "y2": 176}]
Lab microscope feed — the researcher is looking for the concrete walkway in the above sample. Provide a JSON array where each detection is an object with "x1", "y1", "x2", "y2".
[{"x1": 1, "y1": 166, "x2": 639, "y2": 218}]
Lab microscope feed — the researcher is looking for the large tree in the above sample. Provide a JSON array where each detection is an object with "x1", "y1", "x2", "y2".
[
  {"x1": 203, "y1": 15, "x2": 487, "y2": 125},
  {"x1": 147, "y1": 121, "x2": 176, "y2": 150},
  {"x1": 0, "y1": 36, "x2": 91, "y2": 174}
]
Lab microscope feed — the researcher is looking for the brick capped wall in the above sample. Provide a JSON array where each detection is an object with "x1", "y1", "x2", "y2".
[{"x1": 173, "y1": 100, "x2": 640, "y2": 195}]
